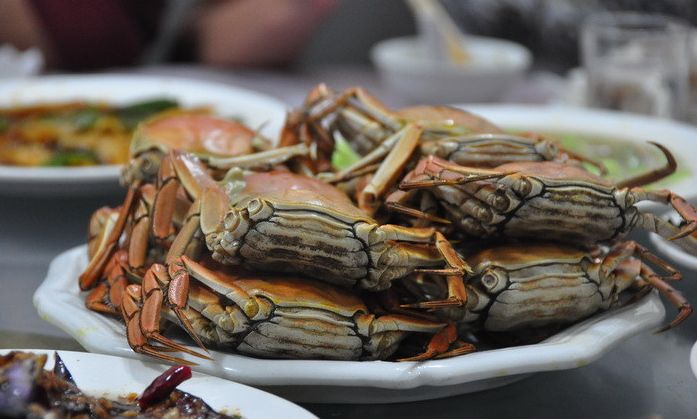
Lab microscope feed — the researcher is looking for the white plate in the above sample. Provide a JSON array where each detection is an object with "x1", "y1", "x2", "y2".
[
  {"x1": 0, "y1": 348, "x2": 316, "y2": 418},
  {"x1": 34, "y1": 245, "x2": 666, "y2": 404},
  {"x1": 460, "y1": 104, "x2": 697, "y2": 202},
  {"x1": 0, "y1": 74, "x2": 287, "y2": 196},
  {"x1": 649, "y1": 233, "x2": 697, "y2": 271}
]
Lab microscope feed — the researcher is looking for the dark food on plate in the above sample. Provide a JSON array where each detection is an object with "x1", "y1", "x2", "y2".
[
  {"x1": 0, "y1": 99, "x2": 190, "y2": 166},
  {"x1": 0, "y1": 351, "x2": 237, "y2": 418}
]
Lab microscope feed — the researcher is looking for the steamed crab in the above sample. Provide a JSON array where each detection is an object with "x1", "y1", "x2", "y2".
[
  {"x1": 282, "y1": 84, "x2": 604, "y2": 176},
  {"x1": 122, "y1": 114, "x2": 257, "y2": 185},
  {"x1": 122, "y1": 113, "x2": 310, "y2": 185},
  {"x1": 120, "y1": 256, "x2": 446, "y2": 363},
  {"x1": 389, "y1": 144, "x2": 697, "y2": 253},
  {"x1": 397, "y1": 241, "x2": 691, "y2": 360},
  {"x1": 80, "y1": 150, "x2": 471, "y2": 360}
]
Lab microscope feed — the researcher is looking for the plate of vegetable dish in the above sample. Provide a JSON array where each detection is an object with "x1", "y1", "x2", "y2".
[
  {"x1": 0, "y1": 74, "x2": 287, "y2": 195},
  {"x1": 0, "y1": 349, "x2": 316, "y2": 418}
]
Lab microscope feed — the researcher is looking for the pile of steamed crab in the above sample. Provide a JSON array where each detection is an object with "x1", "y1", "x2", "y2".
[{"x1": 79, "y1": 85, "x2": 696, "y2": 365}]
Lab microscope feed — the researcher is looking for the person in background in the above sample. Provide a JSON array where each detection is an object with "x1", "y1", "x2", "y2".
[{"x1": 0, "y1": 0, "x2": 338, "y2": 70}]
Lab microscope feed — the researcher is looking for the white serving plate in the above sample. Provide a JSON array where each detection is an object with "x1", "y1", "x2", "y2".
[
  {"x1": 649, "y1": 232, "x2": 697, "y2": 271},
  {"x1": 461, "y1": 104, "x2": 697, "y2": 202},
  {"x1": 34, "y1": 245, "x2": 666, "y2": 404},
  {"x1": 0, "y1": 348, "x2": 315, "y2": 419},
  {"x1": 0, "y1": 74, "x2": 287, "y2": 195}
]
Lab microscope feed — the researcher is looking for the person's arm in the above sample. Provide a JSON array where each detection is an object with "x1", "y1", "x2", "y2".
[
  {"x1": 0, "y1": 0, "x2": 59, "y2": 67},
  {"x1": 196, "y1": 0, "x2": 338, "y2": 67}
]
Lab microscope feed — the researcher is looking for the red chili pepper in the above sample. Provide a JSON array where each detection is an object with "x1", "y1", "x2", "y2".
[{"x1": 138, "y1": 365, "x2": 192, "y2": 409}]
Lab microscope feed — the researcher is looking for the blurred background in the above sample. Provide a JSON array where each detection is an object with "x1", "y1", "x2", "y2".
[
  {"x1": 1, "y1": 0, "x2": 694, "y2": 68},
  {"x1": 1, "y1": 0, "x2": 697, "y2": 119}
]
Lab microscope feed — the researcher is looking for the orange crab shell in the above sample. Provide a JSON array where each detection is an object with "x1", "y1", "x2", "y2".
[{"x1": 131, "y1": 114, "x2": 256, "y2": 158}]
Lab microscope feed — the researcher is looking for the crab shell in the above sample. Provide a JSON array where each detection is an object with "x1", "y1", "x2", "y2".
[
  {"x1": 123, "y1": 114, "x2": 256, "y2": 184},
  {"x1": 201, "y1": 167, "x2": 452, "y2": 291},
  {"x1": 446, "y1": 244, "x2": 639, "y2": 332},
  {"x1": 175, "y1": 258, "x2": 445, "y2": 360},
  {"x1": 402, "y1": 156, "x2": 651, "y2": 244}
]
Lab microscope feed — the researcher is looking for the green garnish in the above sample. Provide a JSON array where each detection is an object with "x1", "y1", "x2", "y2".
[
  {"x1": 43, "y1": 150, "x2": 99, "y2": 166},
  {"x1": 331, "y1": 135, "x2": 361, "y2": 170},
  {"x1": 70, "y1": 108, "x2": 102, "y2": 131},
  {"x1": 0, "y1": 115, "x2": 9, "y2": 133},
  {"x1": 116, "y1": 99, "x2": 179, "y2": 129}
]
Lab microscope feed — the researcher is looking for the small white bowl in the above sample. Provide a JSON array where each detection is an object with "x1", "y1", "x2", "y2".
[{"x1": 371, "y1": 35, "x2": 532, "y2": 103}]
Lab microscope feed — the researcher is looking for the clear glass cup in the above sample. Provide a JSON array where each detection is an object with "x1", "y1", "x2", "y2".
[{"x1": 581, "y1": 12, "x2": 691, "y2": 120}]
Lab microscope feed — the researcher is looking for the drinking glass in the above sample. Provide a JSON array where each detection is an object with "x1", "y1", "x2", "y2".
[{"x1": 581, "y1": 12, "x2": 691, "y2": 120}]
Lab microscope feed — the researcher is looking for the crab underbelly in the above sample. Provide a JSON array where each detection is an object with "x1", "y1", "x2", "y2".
[
  {"x1": 503, "y1": 188, "x2": 623, "y2": 243},
  {"x1": 236, "y1": 307, "x2": 365, "y2": 360},
  {"x1": 484, "y1": 270, "x2": 602, "y2": 331}
]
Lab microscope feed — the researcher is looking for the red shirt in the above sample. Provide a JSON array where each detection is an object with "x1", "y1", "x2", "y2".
[{"x1": 29, "y1": 0, "x2": 165, "y2": 70}]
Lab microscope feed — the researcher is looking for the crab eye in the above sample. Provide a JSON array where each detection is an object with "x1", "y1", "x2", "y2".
[
  {"x1": 536, "y1": 140, "x2": 558, "y2": 159},
  {"x1": 480, "y1": 268, "x2": 508, "y2": 293},
  {"x1": 514, "y1": 178, "x2": 532, "y2": 196}
]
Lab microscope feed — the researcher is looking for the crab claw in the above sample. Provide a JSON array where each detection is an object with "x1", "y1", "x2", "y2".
[
  {"x1": 667, "y1": 221, "x2": 697, "y2": 241},
  {"x1": 398, "y1": 323, "x2": 474, "y2": 361}
]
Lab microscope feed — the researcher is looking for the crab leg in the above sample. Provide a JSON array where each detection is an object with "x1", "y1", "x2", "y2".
[
  {"x1": 643, "y1": 268, "x2": 693, "y2": 332},
  {"x1": 376, "y1": 225, "x2": 470, "y2": 306},
  {"x1": 206, "y1": 143, "x2": 310, "y2": 170},
  {"x1": 631, "y1": 189, "x2": 697, "y2": 251},
  {"x1": 616, "y1": 142, "x2": 676, "y2": 189},
  {"x1": 398, "y1": 323, "x2": 475, "y2": 361},
  {"x1": 121, "y1": 284, "x2": 197, "y2": 365},
  {"x1": 327, "y1": 124, "x2": 418, "y2": 184},
  {"x1": 602, "y1": 242, "x2": 691, "y2": 331},
  {"x1": 602, "y1": 241, "x2": 681, "y2": 282},
  {"x1": 150, "y1": 151, "x2": 221, "y2": 246},
  {"x1": 559, "y1": 148, "x2": 609, "y2": 175},
  {"x1": 125, "y1": 185, "x2": 157, "y2": 272},
  {"x1": 87, "y1": 206, "x2": 120, "y2": 260},
  {"x1": 358, "y1": 124, "x2": 422, "y2": 214},
  {"x1": 80, "y1": 182, "x2": 140, "y2": 290},
  {"x1": 179, "y1": 256, "x2": 260, "y2": 318},
  {"x1": 402, "y1": 275, "x2": 469, "y2": 309},
  {"x1": 85, "y1": 250, "x2": 129, "y2": 315},
  {"x1": 139, "y1": 263, "x2": 211, "y2": 358},
  {"x1": 379, "y1": 226, "x2": 470, "y2": 274}
]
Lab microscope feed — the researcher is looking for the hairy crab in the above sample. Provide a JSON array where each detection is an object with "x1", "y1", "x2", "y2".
[
  {"x1": 397, "y1": 241, "x2": 691, "y2": 360},
  {"x1": 120, "y1": 256, "x2": 446, "y2": 363},
  {"x1": 75, "y1": 85, "x2": 694, "y2": 366},
  {"x1": 122, "y1": 114, "x2": 258, "y2": 185},
  {"x1": 282, "y1": 84, "x2": 604, "y2": 175},
  {"x1": 390, "y1": 145, "x2": 697, "y2": 253},
  {"x1": 80, "y1": 150, "x2": 469, "y2": 361},
  {"x1": 122, "y1": 113, "x2": 309, "y2": 186}
]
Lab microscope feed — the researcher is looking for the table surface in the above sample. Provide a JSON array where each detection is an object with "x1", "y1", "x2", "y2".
[{"x1": 1, "y1": 66, "x2": 695, "y2": 419}]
